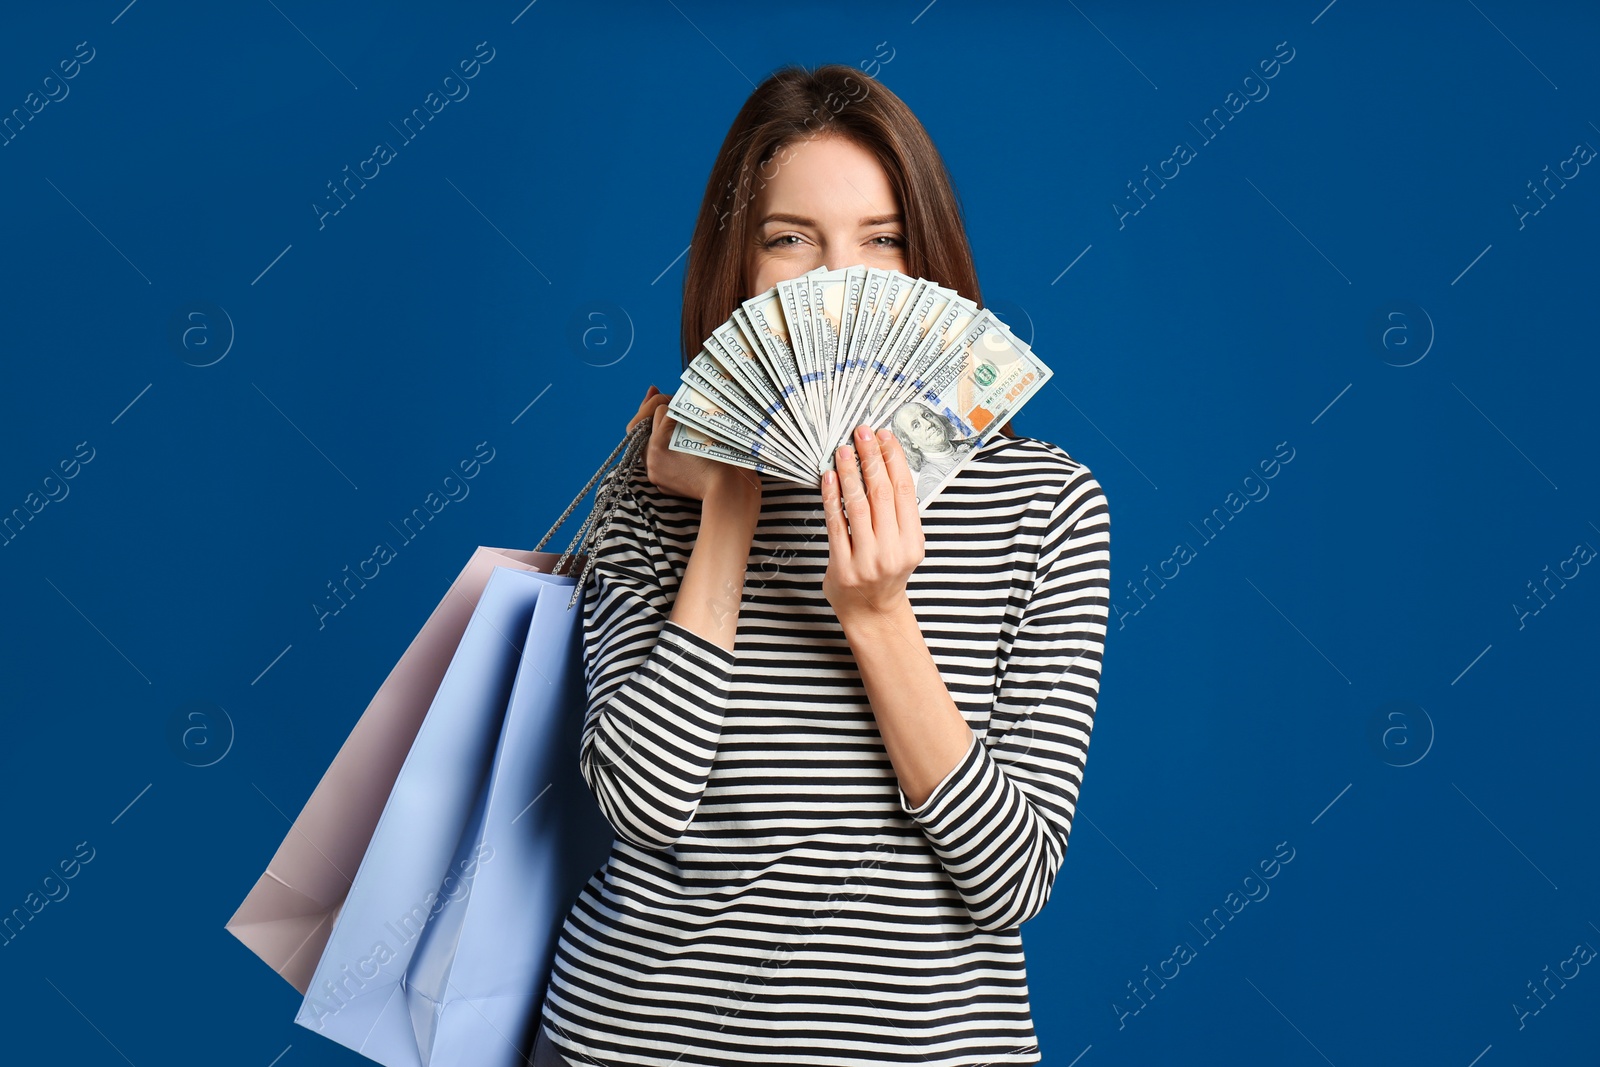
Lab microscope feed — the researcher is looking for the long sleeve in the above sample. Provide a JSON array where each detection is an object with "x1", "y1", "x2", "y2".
[
  {"x1": 896, "y1": 464, "x2": 1111, "y2": 932},
  {"x1": 577, "y1": 471, "x2": 737, "y2": 850}
]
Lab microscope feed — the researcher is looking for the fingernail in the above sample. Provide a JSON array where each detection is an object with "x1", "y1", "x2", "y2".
[
  {"x1": 877, "y1": 429, "x2": 892, "y2": 442},
  {"x1": 857, "y1": 426, "x2": 871, "y2": 440}
]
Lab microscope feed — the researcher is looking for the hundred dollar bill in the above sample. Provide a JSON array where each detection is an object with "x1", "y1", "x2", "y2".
[
  {"x1": 777, "y1": 271, "x2": 832, "y2": 445},
  {"x1": 823, "y1": 265, "x2": 868, "y2": 438},
  {"x1": 667, "y1": 381, "x2": 815, "y2": 485},
  {"x1": 739, "y1": 291, "x2": 823, "y2": 458},
  {"x1": 683, "y1": 350, "x2": 810, "y2": 471},
  {"x1": 830, "y1": 266, "x2": 885, "y2": 446},
  {"x1": 831, "y1": 279, "x2": 969, "y2": 461},
  {"x1": 797, "y1": 265, "x2": 841, "y2": 447},
  {"x1": 668, "y1": 420, "x2": 812, "y2": 484},
  {"x1": 871, "y1": 310, "x2": 1052, "y2": 510},
  {"x1": 849, "y1": 285, "x2": 979, "y2": 447},
  {"x1": 707, "y1": 318, "x2": 814, "y2": 459},
  {"x1": 773, "y1": 276, "x2": 816, "y2": 441},
  {"x1": 831, "y1": 267, "x2": 915, "y2": 450}
]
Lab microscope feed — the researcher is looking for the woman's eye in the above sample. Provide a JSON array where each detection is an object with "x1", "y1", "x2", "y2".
[
  {"x1": 871, "y1": 235, "x2": 905, "y2": 249},
  {"x1": 764, "y1": 234, "x2": 802, "y2": 249}
]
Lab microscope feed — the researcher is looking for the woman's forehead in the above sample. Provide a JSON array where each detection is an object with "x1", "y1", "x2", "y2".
[{"x1": 754, "y1": 136, "x2": 898, "y2": 217}]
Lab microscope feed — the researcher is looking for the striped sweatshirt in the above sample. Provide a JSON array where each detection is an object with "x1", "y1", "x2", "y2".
[{"x1": 540, "y1": 431, "x2": 1111, "y2": 1067}]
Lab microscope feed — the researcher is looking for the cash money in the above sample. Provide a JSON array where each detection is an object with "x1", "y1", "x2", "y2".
[{"x1": 667, "y1": 267, "x2": 1051, "y2": 511}]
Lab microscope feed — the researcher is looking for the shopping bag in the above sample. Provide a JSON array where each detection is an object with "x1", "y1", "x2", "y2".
[
  {"x1": 284, "y1": 420, "x2": 652, "y2": 1065},
  {"x1": 294, "y1": 565, "x2": 613, "y2": 1067},
  {"x1": 225, "y1": 546, "x2": 578, "y2": 993},
  {"x1": 405, "y1": 571, "x2": 613, "y2": 1059},
  {"x1": 226, "y1": 418, "x2": 649, "y2": 993}
]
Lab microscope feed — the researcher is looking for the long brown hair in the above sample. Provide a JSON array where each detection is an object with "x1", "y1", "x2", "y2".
[{"x1": 680, "y1": 63, "x2": 1015, "y2": 439}]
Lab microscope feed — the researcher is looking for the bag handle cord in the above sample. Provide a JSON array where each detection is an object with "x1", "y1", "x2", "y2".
[{"x1": 535, "y1": 419, "x2": 654, "y2": 609}]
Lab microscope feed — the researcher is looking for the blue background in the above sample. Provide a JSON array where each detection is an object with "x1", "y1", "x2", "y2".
[{"x1": 1, "y1": 1, "x2": 1596, "y2": 1064}]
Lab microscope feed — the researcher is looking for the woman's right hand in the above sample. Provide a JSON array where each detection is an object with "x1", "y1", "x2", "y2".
[{"x1": 629, "y1": 385, "x2": 759, "y2": 503}]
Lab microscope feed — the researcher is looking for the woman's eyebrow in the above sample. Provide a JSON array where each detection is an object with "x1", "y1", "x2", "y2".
[{"x1": 756, "y1": 213, "x2": 904, "y2": 228}]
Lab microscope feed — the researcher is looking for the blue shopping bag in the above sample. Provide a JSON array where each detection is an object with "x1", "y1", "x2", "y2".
[{"x1": 295, "y1": 564, "x2": 614, "y2": 1067}]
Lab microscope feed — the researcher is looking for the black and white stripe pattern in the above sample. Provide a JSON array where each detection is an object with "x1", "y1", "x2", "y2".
[{"x1": 541, "y1": 432, "x2": 1111, "y2": 1067}]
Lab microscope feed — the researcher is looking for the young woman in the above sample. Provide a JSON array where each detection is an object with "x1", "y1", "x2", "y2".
[{"x1": 535, "y1": 64, "x2": 1111, "y2": 1067}]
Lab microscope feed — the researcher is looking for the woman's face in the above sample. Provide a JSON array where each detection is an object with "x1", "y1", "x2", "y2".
[{"x1": 744, "y1": 133, "x2": 908, "y2": 298}]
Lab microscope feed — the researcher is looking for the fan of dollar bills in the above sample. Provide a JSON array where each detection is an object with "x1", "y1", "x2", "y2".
[{"x1": 666, "y1": 266, "x2": 1052, "y2": 511}]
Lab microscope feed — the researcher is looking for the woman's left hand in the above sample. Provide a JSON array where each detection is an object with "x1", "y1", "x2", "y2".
[{"x1": 821, "y1": 424, "x2": 926, "y2": 619}]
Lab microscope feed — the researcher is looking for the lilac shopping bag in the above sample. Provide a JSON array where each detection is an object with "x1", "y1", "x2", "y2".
[
  {"x1": 295, "y1": 564, "x2": 613, "y2": 1067},
  {"x1": 225, "y1": 546, "x2": 566, "y2": 994}
]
